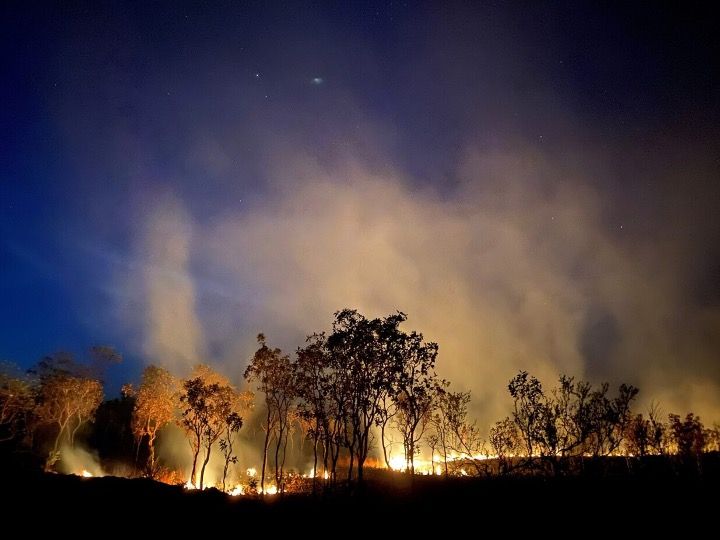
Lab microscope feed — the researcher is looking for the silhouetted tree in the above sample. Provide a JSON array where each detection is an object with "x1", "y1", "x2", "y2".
[
  {"x1": 489, "y1": 417, "x2": 520, "y2": 474},
  {"x1": 89, "y1": 392, "x2": 135, "y2": 465},
  {"x1": 390, "y1": 329, "x2": 439, "y2": 475},
  {"x1": 325, "y1": 309, "x2": 402, "y2": 482},
  {"x1": 508, "y1": 371, "x2": 546, "y2": 458},
  {"x1": 295, "y1": 333, "x2": 331, "y2": 490},
  {"x1": 669, "y1": 413, "x2": 705, "y2": 458},
  {"x1": 432, "y1": 386, "x2": 484, "y2": 475},
  {"x1": 245, "y1": 334, "x2": 295, "y2": 493},
  {"x1": 586, "y1": 383, "x2": 637, "y2": 457}
]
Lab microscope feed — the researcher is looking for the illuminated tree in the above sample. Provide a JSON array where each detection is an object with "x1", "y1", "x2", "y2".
[
  {"x1": 0, "y1": 363, "x2": 35, "y2": 443},
  {"x1": 244, "y1": 335, "x2": 295, "y2": 493},
  {"x1": 219, "y1": 412, "x2": 243, "y2": 492},
  {"x1": 131, "y1": 365, "x2": 178, "y2": 475},
  {"x1": 33, "y1": 353, "x2": 103, "y2": 470},
  {"x1": 219, "y1": 389, "x2": 252, "y2": 491},
  {"x1": 704, "y1": 424, "x2": 720, "y2": 453},
  {"x1": 180, "y1": 366, "x2": 243, "y2": 489}
]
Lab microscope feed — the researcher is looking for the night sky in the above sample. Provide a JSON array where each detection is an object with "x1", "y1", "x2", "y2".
[{"x1": 2, "y1": 1, "x2": 719, "y2": 423}]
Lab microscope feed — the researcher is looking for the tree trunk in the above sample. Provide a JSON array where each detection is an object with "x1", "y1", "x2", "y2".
[
  {"x1": 189, "y1": 431, "x2": 201, "y2": 486},
  {"x1": 261, "y1": 408, "x2": 271, "y2": 494},
  {"x1": 274, "y1": 422, "x2": 283, "y2": 488},
  {"x1": 381, "y1": 420, "x2": 391, "y2": 468},
  {"x1": 199, "y1": 443, "x2": 212, "y2": 489},
  {"x1": 312, "y1": 433, "x2": 319, "y2": 494},
  {"x1": 148, "y1": 431, "x2": 156, "y2": 475}
]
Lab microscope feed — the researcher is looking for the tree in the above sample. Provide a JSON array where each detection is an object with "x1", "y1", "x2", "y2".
[
  {"x1": 431, "y1": 386, "x2": 484, "y2": 475},
  {"x1": 508, "y1": 371, "x2": 546, "y2": 458},
  {"x1": 586, "y1": 383, "x2": 638, "y2": 457},
  {"x1": 244, "y1": 335, "x2": 295, "y2": 493},
  {"x1": 507, "y1": 371, "x2": 638, "y2": 469},
  {"x1": 180, "y1": 365, "x2": 243, "y2": 489},
  {"x1": 131, "y1": 365, "x2": 178, "y2": 475},
  {"x1": 219, "y1": 411, "x2": 244, "y2": 492},
  {"x1": 33, "y1": 354, "x2": 103, "y2": 470},
  {"x1": 219, "y1": 388, "x2": 252, "y2": 492},
  {"x1": 626, "y1": 414, "x2": 651, "y2": 457},
  {"x1": 489, "y1": 417, "x2": 519, "y2": 474},
  {"x1": 669, "y1": 413, "x2": 705, "y2": 458},
  {"x1": 390, "y1": 330, "x2": 439, "y2": 474},
  {"x1": 0, "y1": 363, "x2": 35, "y2": 443},
  {"x1": 325, "y1": 309, "x2": 403, "y2": 483},
  {"x1": 295, "y1": 333, "x2": 331, "y2": 491}
]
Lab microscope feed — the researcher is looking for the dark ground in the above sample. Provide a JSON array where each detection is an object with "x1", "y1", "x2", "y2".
[{"x1": 5, "y1": 460, "x2": 717, "y2": 535}]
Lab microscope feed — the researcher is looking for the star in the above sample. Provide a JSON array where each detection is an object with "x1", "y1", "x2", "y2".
[{"x1": 311, "y1": 77, "x2": 324, "y2": 85}]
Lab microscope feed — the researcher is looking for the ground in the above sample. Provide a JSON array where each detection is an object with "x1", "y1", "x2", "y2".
[{"x1": 5, "y1": 463, "x2": 717, "y2": 535}]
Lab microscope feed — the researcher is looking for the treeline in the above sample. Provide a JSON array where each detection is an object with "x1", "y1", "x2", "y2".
[{"x1": 1, "y1": 309, "x2": 719, "y2": 493}]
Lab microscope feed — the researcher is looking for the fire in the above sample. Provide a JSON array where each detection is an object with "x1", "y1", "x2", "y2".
[
  {"x1": 386, "y1": 452, "x2": 498, "y2": 475},
  {"x1": 246, "y1": 467, "x2": 257, "y2": 477},
  {"x1": 388, "y1": 455, "x2": 438, "y2": 475},
  {"x1": 260, "y1": 485, "x2": 277, "y2": 495},
  {"x1": 228, "y1": 485, "x2": 244, "y2": 496},
  {"x1": 305, "y1": 468, "x2": 330, "y2": 479},
  {"x1": 81, "y1": 470, "x2": 93, "y2": 478}
]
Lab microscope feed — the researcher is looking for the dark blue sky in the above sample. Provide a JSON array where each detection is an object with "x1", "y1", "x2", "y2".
[{"x1": 1, "y1": 1, "x2": 719, "y2": 413}]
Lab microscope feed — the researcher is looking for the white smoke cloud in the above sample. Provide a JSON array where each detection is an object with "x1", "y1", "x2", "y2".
[
  {"x1": 137, "y1": 192, "x2": 205, "y2": 375},
  {"x1": 124, "y1": 148, "x2": 720, "y2": 428}
]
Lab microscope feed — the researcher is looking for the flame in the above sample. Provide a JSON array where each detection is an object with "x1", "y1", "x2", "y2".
[
  {"x1": 259, "y1": 485, "x2": 277, "y2": 495},
  {"x1": 386, "y1": 452, "x2": 497, "y2": 475},
  {"x1": 228, "y1": 485, "x2": 244, "y2": 496},
  {"x1": 81, "y1": 470, "x2": 93, "y2": 478},
  {"x1": 246, "y1": 467, "x2": 257, "y2": 477}
]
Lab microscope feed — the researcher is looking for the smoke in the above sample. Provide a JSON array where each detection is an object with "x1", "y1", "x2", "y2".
[
  {"x1": 136, "y1": 193, "x2": 205, "y2": 375},
  {"x1": 40, "y1": 3, "x2": 718, "y2": 431},
  {"x1": 57, "y1": 445, "x2": 105, "y2": 477},
  {"x1": 124, "y1": 144, "x2": 720, "y2": 430}
]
